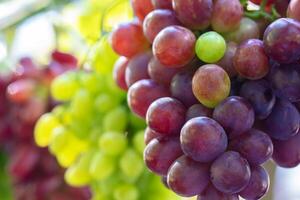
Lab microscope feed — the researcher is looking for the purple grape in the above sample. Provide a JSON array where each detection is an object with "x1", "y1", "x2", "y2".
[
  {"x1": 186, "y1": 104, "x2": 213, "y2": 121},
  {"x1": 288, "y1": 0, "x2": 300, "y2": 21},
  {"x1": 127, "y1": 79, "x2": 170, "y2": 118},
  {"x1": 146, "y1": 97, "x2": 186, "y2": 136},
  {"x1": 234, "y1": 39, "x2": 270, "y2": 80},
  {"x1": 153, "y1": 25, "x2": 196, "y2": 67},
  {"x1": 230, "y1": 129, "x2": 273, "y2": 165},
  {"x1": 272, "y1": 131, "x2": 300, "y2": 168},
  {"x1": 240, "y1": 80, "x2": 276, "y2": 119},
  {"x1": 151, "y1": 0, "x2": 172, "y2": 9},
  {"x1": 216, "y1": 42, "x2": 238, "y2": 78},
  {"x1": 263, "y1": 18, "x2": 300, "y2": 64},
  {"x1": 171, "y1": 68, "x2": 198, "y2": 107},
  {"x1": 125, "y1": 51, "x2": 151, "y2": 87},
  {"x1": 113, "y1": 56, "x2": 129, "y2": 91},
  {"x1": 148, "y1": 57, "x2": 181, "y2": 86},
  {"x1": 143, "y1": 9, "x2": 181, "y2": 43},
  {"x1": 213, "y1": 96, "x2": 255, "y2": 139},
  {"x1": 180, "y1": 117, "x2": 228, "y2": 162},
  {"x1": 144, "y1": 127, "x2": 163, "y2": 145},
  {"x1": 167, "y1": 155, "x2": 210, "y2": 197},
  {"x1": 144, "y1": 137, "x2": 183, "y2": 176},
  {"x1": 269, "y1": 63, "x2": 300, "y2": 102},
  {"x1": 263, "y1": 99, "x2": 299, "y2": 140},
  {"x1": 210, "y1": 151, "x2": 251, "y2": 194},
  {"x1": 172, "y1": 0, "x2": 213, "y2": 30},
  {"x1": 239, "y1": 165, "x2": 269, "y2": 200},
  {"x1": 197, "y1": 184, "x2": 239, "y2": 200}
]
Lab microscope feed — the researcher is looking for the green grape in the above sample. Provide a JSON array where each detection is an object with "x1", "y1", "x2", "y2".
[
  {"x1": 80, "y1": 73, "x2": 105, "y2": 95},
  {"x1": 103, "y1": 106, "x2": 128, "y2": 132},
  {"x1": 49, "y1": 126, "x2": 69, "y2": 155},
  {"x1": 69, "y1": 89, "x2": 94, "y2": 119},
  {"x1": 51, "y1": 71, "x2": 80, "y2": 101},
  {"x1": 98, "y1": 132, "x2": 127, "y2": 156},
  {"x1": 34, "y1": 113, "x2": 60, "y2": 147},
  {"x1": 90, "y1": 152, "x2": 115, "y2": 180},
  {"x1": 89, "y1": 36, "x2": 118, "y2": 75},
  {"x1": 133, "y1": 131, "x2": 145, "y2": 154},
  {"x1": 57, "y1": 148, "x2": 79, "y2": 168},
  {"x1": 65, "y1": 151, "x2": 94, "y2": 186},
  {"x1": 113, "y1": 184, "x2": 139, "y2": 200},
  {"x1": 69, "y1": 118, "x2": 91, "y2": 139},
  {"x1": 94, "y1": 93, "x2": 119, "y2": 113},
  {"x1": 195, "y1": 31, "x2": 227, "y2": 63},
  {"x1": 119, "y1": 149, "x2": 143, "y2": 181}
]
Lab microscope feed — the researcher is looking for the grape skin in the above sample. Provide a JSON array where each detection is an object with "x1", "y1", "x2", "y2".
[
  {"x1": 210, "y1": 151, "x2": 251, "y2": 194},
  {"x1": 113, "y1": 57, "x2": 129, "y2": 91},
  {"x1": 167, "y1": 155, "x2": 210, "y2": 197},
  {"x1": 180, "y1": 117, "x2": 228, "y2": 163},
  {"x1": 287, "y1": 0, "x2": 300, "y2": 21},
  {"x1": 185, "y1": 104, "x2": 213, "y2": 121},
  {"x1": 151, "y1": 0, "x2": 172, "y2": 9},
  {"x1": 153, "y1": 25, "x2": 196, "y2": 67},
  {"x1": 216, "y1": 42, "x2": 238, "y2": 78},
  {"x1": 198, "y1": 184, "x2": 239, "y2": 200},
  {"x1": 131, "y1": 0, "x2": 154, "y2": 21}
]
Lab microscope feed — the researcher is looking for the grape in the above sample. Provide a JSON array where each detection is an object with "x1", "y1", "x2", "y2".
[
  {"x1": 185, "y1": 104, "x2": 213, "y2": 121},
  {"x1": 211, "y1": 0, "x2": 243, "y2": 33},
  {"x1": 250, "y1": 0, "x2": 274, "y2": 5},
  {"x1": 103, "y1": 107, "x2": 128, "y2": 132},
  {"x1": 89, "y1": 152, "x2": 115, "y2": 180},
  {"x1": 127, "y1": 79, "x2": 170, "y2": 118},
  {"x1": 125, "y1": 51, "x2": 152, "y2": 87},
  {"x1": 94, "y1": 93, "x2": 119, "y2": 113},
  {"x1": 144, "y1": 127, "x2": 162, "y2": 145},
  {"x1": 234, "y1": 39, "x2": 270, "y2": 80},
  {"x1": 143, "y1": 9, "x2": 180, "y2": 43},
  {"x1": 263, "y1": 99, "x2": 299, "y2": 140},
  {"x1": 133, "y1": 131, "x2": 145, "y2": 154},
  {"x1": 113, "y1": 184, "x2": 139, "y2": 200},
  {"x1": 195, "y1": 31, "x2": 226, "y2": 63},
  {"x1": 110, "y1": 21, "x2": 149, "y2": 58},
  {"x1": 120, "y1": 149, "x2": 144, "y2": 181},
  {"x1": 113, "y1": 56, "x2": 129, "y2": 91},
  {"x1": 272, "y1": 131, "x2": 300, "y2": 168},
  {"x1": 288, "y1": 0, "x2": 300, "y2": 21},
  {"x1": 240, "y1": 80, "x2": 276, "y2": 120},
  {"x1": 167, "y1": 155, "x2": 210, "y2": 197},
  {"x1": 263, "y1": 18, "x2": 300, "y2": 64},
  {"x1": 131, "y1": 0, "x2": 154, "y2": 21},
  {"x1": 213, "y1": 96, "x2": 255, "y2": 139},
  {"x1": 172, "y1": 0, "x2": 213, "y2": 30},
  {"x1": 230, "y1": 129, "x2": 273, "y2": 165},
  {"x1": 269, "y1": 63, "x2": 300, "y2": 102},
  {"x1": 6, "y1": 79, "x2": 36, "y2": 103},
  {"x1": 171, "y1": 68, "x2": 198, "y2": 107},
  {"x1": 34, "y1": 113, "x2": 60, "y2": 147},
  {"x1": 49, "y1": 126, "x2": 70, "y2": 155},
  {"x1": 151, "y1": 0, "x2": 172, "y2": 9},
  {"x1": 197, "y1": 185, "x2": 239, "y2": 200},
  {"x1": 181, "y1": 117, "x2": 227, "y2": 162},
  {"x1": 239, "y1": 165, "x2": 270, "y2": 200},
  {"x1": 216, "y1": 42, "x2": 238, "y2": 78},
  {"x1": 224, "y1": 18, "x2": 260, "y2": 44},
  {"x1": 98, "y1": 132, "x2": 128, "y2": 156},
  {"x1": 146, "y1": 97, "x2": 186, "y2": 136},
  {"x1": 144, "y1": 137, "x2": 183, "y2": 176},
  {"x1": 153, "y1": 25, "x2": 196, "y2": 67},
  {"x1": 210, "y1": 151, "x2": 251, "y2": 194},
  {"x1": 51, "y1": 72, "x2": 79, "y2": 101},
  {"x1": 148, "y1": 57, "x2": 181, "y2": 86},
  {"x1": 192, "y1": 64, "x2": 231, "y2": 108}
]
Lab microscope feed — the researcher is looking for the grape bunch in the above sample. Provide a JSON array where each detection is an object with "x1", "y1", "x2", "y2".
[
  {"x1": 34, "y1": 37, "x2": 180, "y2": 200},
  {"x1": 0, "y1": 52, "x2": 90, "y2": 200},
  {"x1": 110, "y1": 0, "x2": 300, "y2": 199}
]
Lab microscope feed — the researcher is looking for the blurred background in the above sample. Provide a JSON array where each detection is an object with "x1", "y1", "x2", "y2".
[{"x1": 0, "y1": 0, "x2": 299, "y2": 200}]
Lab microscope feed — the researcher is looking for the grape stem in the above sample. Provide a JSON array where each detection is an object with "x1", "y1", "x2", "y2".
[{"x1": 243, "y1": 0, "x2": 280, "y2": 21}]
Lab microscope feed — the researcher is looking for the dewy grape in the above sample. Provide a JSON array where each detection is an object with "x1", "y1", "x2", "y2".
[{"x1": 110, "y1": 0, "x2": 300, "y2": 199}]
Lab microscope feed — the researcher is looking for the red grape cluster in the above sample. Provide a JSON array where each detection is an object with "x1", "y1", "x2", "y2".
[
  {"x1": 0, "y1": 52, "x2": 90, "y2": 200},
  {"x1": 111, "y1": 0, "x2": 300, "y2": 199}
]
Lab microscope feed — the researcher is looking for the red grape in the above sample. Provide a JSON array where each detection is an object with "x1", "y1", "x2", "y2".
[
  {"x1": 153, "y1": 25, "x2": 196, "y2": 67},
  {"x1": 211, "y1": 0, "x2": 243, "y2": 33},
  {"x1": 172, "y1": 0, "x2": 213, "y2": 30},
  {"x1": 287, "y1": 0, "x2": 300, "y2": 21},
  {"x1": 131, "y1": 0, "x2": 154, "y2": 21},
  {"x1": 146, "y1": 97, "x2": 186, "y2": 136},
  {"x1": 144, "y1": 127, "x2": 163, "y2": 145},
  {"x1": 185, "y1": 104, "x2": 213, "y2": 121},
  {"x1": 198, "y1": 184, "x2": 239, "y2": 200},
  {"x1": 113, "y1": 57, "x2": 129, "y2": 91},
  {"x1": 216, "y1": 42, "x2": 238, "y2": 78},
  {"x1": 110, "y1": 21, "x2": 149, "y2": 57},
  {"x1": 143, "y1": 9, "x2": 180, "y2": 43},
  {"x1": 151, "y1": 0, "x2": 172, "y2": 9}
]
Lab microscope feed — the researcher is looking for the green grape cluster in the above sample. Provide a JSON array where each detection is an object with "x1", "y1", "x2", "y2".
[
  {"x1": 34, "y1": 37, "x2": 180, "y2": 200},
  {"x1": 0, "y1": 153, "x2": 12, "y2": 200}
]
